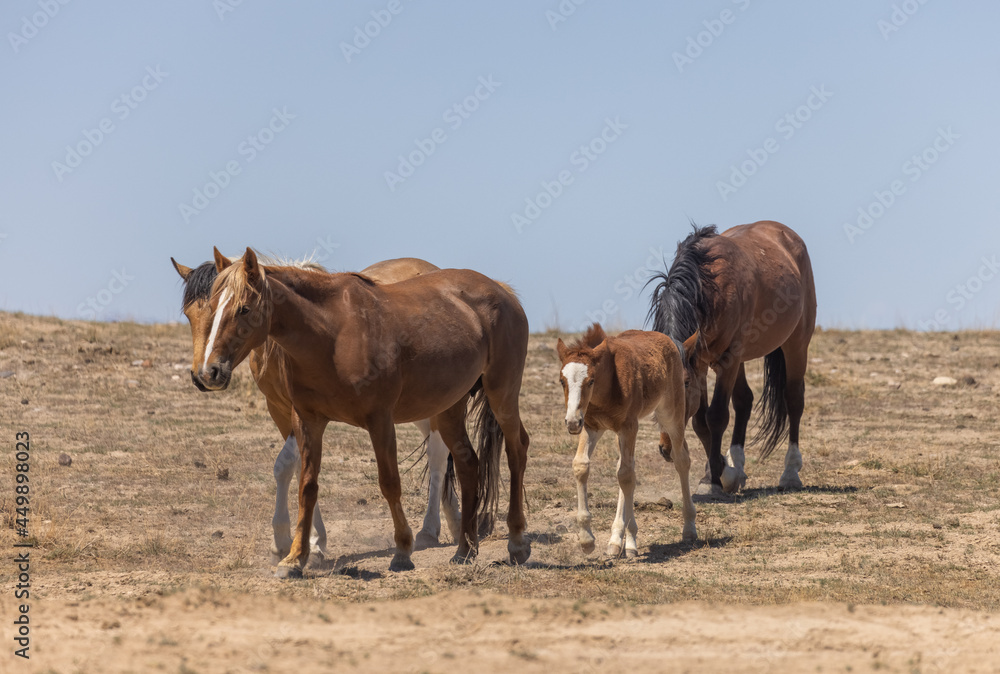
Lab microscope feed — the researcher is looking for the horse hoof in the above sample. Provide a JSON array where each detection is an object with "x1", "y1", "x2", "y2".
[
  {"x1": 579, "y1": 539, "x2": 596, "y2": 554},
  {"x1": 625, "y1": 548, "x2": 638, "y2": 560},
  {"x1": 682, "y1": 525, "x2": 698, "y2": 542},
  {"x1": 389, "y1": 555, "x2": 415, "y2": 572},
  {"x1": 720, "y1": 466, "x2": 746, "y2": 493},
  {"x1": 270, "y1": 551, "x2": 287, "y2": 566},
  {"x1": 658, "y1": 444, "x2": 673, "y2": 462},
  {"x1": 508, "y1": 541, "x2": 531, "y2": 566},
  {"x1": 450, "y1": 550, "x2": 476, "y2": 565},
  {"x1": 778, "y1": 474, "x2": 803, "y2": 491},
  {"x1": 274, "y1": 565, "x2": 302, "y2": 580},
  {"x1": 414, "y1": 530, "x2": 439, "y2": 550},
  {"x1": 605, "y1": 544, "x2": 622, "y2": 559}
]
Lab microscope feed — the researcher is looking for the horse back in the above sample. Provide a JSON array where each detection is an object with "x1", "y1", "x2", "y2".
[{"x1": 605, "y1": 330, "x2": 685, "y2": 420}]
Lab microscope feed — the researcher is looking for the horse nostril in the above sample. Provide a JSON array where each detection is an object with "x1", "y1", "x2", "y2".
[{"x1": 207, "y1": 364, "x2": 220, "y2": 381}]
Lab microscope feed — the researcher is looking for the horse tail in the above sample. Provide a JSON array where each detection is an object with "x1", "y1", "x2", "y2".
[
  {"x1": 469, "y1": 377, "x2": 503, "y2": 531},
  {"x1": 443, "y1": 453, "x2": 456, "y2": 499},
  {"x1": 752, "y1": 347, "x2": 789, "y2": 460}
]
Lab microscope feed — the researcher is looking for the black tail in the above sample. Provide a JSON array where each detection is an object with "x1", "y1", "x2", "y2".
[
  {"x1": 752, "y1": 348, "x2": 789, "y2": 460},
  {"x1": 468, "y1": 378, "x2": 503, "y2": 530},
  {"x1": 443, "y1": 453, "x2": 455, "y2": 499}
]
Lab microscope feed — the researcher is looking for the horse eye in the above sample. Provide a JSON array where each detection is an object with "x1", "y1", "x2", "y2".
[
  {"x1": 587, "y1": 379, "x2": 594, "y2": 387},
  {"x1": 239, "y1": 306, "x2": 250, "y2": 316}
]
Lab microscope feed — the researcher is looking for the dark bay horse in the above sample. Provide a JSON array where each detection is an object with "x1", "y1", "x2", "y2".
[
  {"x1": 198, "y1": 248, "x2": 531, "y2": 577},
  {"x1": 171, "y1": 256, "x2": 462, "y2": 563},
  {"x1": 557, "y1": 324, "x2": 699, "y2": 558},
  {"x1": 648, "y1": 221, "x2": 816, "y2": 495}
]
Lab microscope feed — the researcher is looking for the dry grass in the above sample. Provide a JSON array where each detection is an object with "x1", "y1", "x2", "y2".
[{"x1": 1, "y1": 312, "x2": 999, "y2": 613}]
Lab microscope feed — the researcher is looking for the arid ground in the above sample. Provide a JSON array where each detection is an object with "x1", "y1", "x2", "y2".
[{"x1": 1, "y1": 312, "x2": 999, "y2": 673}]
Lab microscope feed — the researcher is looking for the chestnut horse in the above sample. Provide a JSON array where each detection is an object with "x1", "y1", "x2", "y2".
[
  {"x1": 648, "y1": 221, "x2": 816, "y2": 495},
  {"x1": 171, "y1": 256, "x2": 462, "y2": 564},
  {"x1": 557, "y1": 324, "x2": 698, "y2": 558},
  {"x1": 197, "y1": 248, "x2": 530, "y2": 577}
]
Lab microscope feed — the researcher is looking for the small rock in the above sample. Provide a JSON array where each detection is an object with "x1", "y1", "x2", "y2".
[
  {"x1": 356, "y1": 498, "x2": 367, "y2": 506},
  {"x1": 886, "y1": 502, "x2": 906, "y2": 509},
  {"x1": 555, "y1": 524, "x2": 568, "y2": 534},
  {"x1": 131, "y1": 360, "x2": 144, "y2": 367},
  {"x1": 211, "y1": 530, "x2": 224, "y2": 539},
  {"x1": 141, "y1": 359, "x2": 153, "y2": 368},
  {"x1": 193, "y1": 460, "x2": 206, "y2": 469},
  {"x1": 173, "y1": 364, "x2": 187, "y2": 371},
  {"x1": 658, "y1": 496, "x2": 674, "y2": 510},
  {"x1": 887, "y1": 381, "x2": 901, "y2": 389},
  {"x1": 20, "y1": 398, "x2": 28, "y2": 405},
  {"x1": 171, "y1": 375, "x2": 181, "y2": 381},
  {"x1": 58, "y1": 453, "x2": 72, "y2": 467},
  {"x1": 125, "y1": 380, "x2": 139, "y2": 389},
  {"x1": 933, "y1": 376, "x2": 958, "y2": 387},
  {"x1": 0, "y1": 370, "x2": 14, "y2": 379},
  {"x1": 216, "y1": 467, "x2": 229, "y2": 480}
]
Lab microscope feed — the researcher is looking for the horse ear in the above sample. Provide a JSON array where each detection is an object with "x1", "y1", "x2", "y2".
[
  {"x1": 214, "y1": 247, "x2": 233, "y2": 273},
  {"x1": 170, "y1": 257, "x2": 192, "y2": 281},
  {"x1": 556, "y1": 338, "x2": 568, "y2": 361},
  {"x1": 243, "y1": 247, "x2": 259, "y2": 280},
  {"x1": 682, "y1": 330, "x2": 700, "y2": 369}
]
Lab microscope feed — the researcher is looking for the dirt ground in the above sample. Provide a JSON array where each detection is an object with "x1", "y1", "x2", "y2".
[{"x1": 2, "y1": 312, "x2": 999, "y2": 673}]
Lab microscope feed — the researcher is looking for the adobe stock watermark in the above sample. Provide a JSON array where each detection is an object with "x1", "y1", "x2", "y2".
[
  {"x1": 178, "y1": 107, "x2": 296, "y2": 224},
  {"x1": 919, "y1": 254, "x2": 999, "y2": 331},
  {"x1": 51, "y1": 65, "x2": 168, "y2": 183},
  {"x1": 77, "y1": 269, "x2": 135, "y2": 320},
  {"x1": 340, "y1": 0, "x2": 410, "y2": 64},
  {"x1": 213, "y1": 0, "x2": 246, "y2": 21},
  {"x1": 511, "y1": 116, "x2": 627, "y2": 233},
  {"x1": 716, "y1": 85, "x2": 833, "y2": 202},
  {"x1": 383, "y1": 76, "x2": 501, "y2": 192},
  {"x1": 672, "y1": 0, "x2": 752, "y2": 74},
  {"x1": 311, "y1": 235, "x2": 340, "y2": 264},
  {"x1": 7, "y1": 0, "x2": 72, "y2": 54},
  {"x1": 546, "y1": 0, "x2": 588, "y2": 31},
  {"x1": 877, "y1": 0, "x2": 932, "y2": 40},
  {"x1": 842, "y1": 126, "x2": 958, "y2": 244},
  {"x1": 575, "y1": 245, "x2": 664, "y2": 330}
]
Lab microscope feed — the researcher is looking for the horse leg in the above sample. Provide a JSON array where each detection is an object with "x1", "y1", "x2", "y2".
[
  {"x1": 413, "y1": 419, "x2": 445, "y2": 548},
  {"x1": 699, "y1": 361, "x2": 740, "y2": 497},
  {"x1": 607, "y1": 423, "x2": 639, "y2": 559},
  {"x1": 572, "y1": 427, "x2": 604, "y2": 553},
  {"x1": 433, "y1": 404, "x2": 480, "y2": 564},
  {"x1": 690, "y1": 374, "x2": 713, "y2": 485},
  {"x1": 270, "y1": 434, "x2": 297, "y2": 564},
  {"x1": 721, "y1": 364, "x2": 752, "y2": 493},
  {"x1": 779, "y1": 342, "x2": 809, "y2": 490},
  {"x1": 309, "y1": 501, "x2": 327, "y2": 562},
  {"x1": 656, "y1": 406, "x2": 697, "y2": 542},
  {"x1": 368, "y1": 416, "x2": 415, "y2": 572},
  {"x1": 275, "y1": 418, "x2": 327, "y2": 579}
]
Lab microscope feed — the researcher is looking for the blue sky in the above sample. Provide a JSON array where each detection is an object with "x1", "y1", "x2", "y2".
[{"x1": 1, "y1": 1, "x2": 998, "y2": 331}]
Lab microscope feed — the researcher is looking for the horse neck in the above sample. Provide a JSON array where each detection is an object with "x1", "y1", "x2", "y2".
[
  {"x1": 263, "y1": 269, "x2": 369, "y2": 360},
  {"x1": 588, "y1": 349, "x2": 618, "y2": 411}
]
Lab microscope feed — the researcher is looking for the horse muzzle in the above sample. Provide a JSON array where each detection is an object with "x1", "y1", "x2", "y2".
[
  {"x1": 565, "y1": 417, "x2": 583, "y2": 435},
  {"x1": 197, "y1": 361, "x2": 232, "y2": 391}
]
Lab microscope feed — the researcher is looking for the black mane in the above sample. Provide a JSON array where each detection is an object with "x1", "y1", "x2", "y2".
[
  {"x1": 181, "y1": 262, "x2": 218, "y2": 308},
  {"x1": 646, "y1": 224, "x2": 720, "y2": 342}
]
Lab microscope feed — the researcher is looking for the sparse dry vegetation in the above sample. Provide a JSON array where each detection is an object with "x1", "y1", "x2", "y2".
[{"x1": 1, "y1": 313, "x2": 999, "y2": 672}]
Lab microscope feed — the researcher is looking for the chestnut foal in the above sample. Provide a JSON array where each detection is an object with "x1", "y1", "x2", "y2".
[{"x1": 557, "y1": 324, "x2": 698, "y2": 559}]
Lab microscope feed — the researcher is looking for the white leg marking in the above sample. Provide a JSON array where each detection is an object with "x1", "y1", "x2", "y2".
[
  {"x1": 310, "y1": 502, "x2": 327, "y2": 559},
  {"x1": 203, "y1": 288, "x2": 231, "y2": 371},
  {"x1": 562, "y1": 362, "x2": 588, "y2": 424},
  {"x1": 721, "y1": 444, "x2": 747, "y2": 493},
  {"x1": 417, "y1": 429, "x2": 448, "y2": 547},
  {"x1": 779, "y1": 442, "x2": 803, "y2": 489},
  {"x1": 572, "y1": 427, "x2": 603, "y2": 553},
  {"x1": 271, "y1": 434, "x2": 297, "y2": 562}
]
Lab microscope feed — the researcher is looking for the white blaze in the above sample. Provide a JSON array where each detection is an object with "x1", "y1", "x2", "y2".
[
  {"x1": 562, "y1": 362, "x2": 589, "y2": 423},
  {"x1": 203, "y1": 288, "x2": 231, "y2": 371}
]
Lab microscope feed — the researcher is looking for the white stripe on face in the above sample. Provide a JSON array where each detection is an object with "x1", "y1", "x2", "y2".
[
  {"x1": 203, "y1": 288, "x2": 231, "y2": 371},
  {"x1": 561, "y1": 362, "x2": 589, "y2": 422}
]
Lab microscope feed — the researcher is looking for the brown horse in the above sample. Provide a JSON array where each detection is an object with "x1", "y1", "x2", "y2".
[
  {"x1": 648, "y1": 221, "x2": 816, "y2": 495},
  {"x1": 197, "y1": 248, "x2": 531, "y2": 577},
  {"x1": 171, "y1": 256, "x2": 462, "y2": 563},
  {"x1": 556, "y1": 324, "x2": 698, "y2": 558}
]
